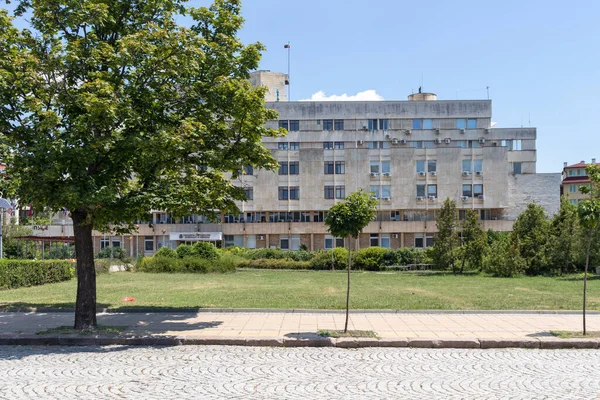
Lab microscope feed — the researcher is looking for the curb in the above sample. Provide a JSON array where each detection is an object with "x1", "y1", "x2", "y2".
[
  {"x1": 1, "y1": 307, "x2": 598, "y2": 315},
  {"x1": 0, "y1": 335, "x2": 598, "y2": 349}
]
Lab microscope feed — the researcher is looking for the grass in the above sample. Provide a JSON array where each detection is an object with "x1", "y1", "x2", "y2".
[
  {"x1": 0, "y1": 270, "x2": 599, "y2": 311},
  {"x1": 37, "y1": 325, "x2": 127, "y2": 335},
  {"x1": 318, "y1": 329, "x2": 378, "y2": 338},
  {"x1": 550, "y1": 331, "x2": 600, "y2": 339}
]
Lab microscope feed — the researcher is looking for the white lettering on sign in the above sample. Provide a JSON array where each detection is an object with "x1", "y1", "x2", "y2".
[{"x1": 169, "y1": 232, "x2": 222, "y2": 241}]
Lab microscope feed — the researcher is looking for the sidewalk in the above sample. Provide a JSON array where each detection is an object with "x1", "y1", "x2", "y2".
[{"x1": 1, "y1": 310, "x2": 600, "y2": 348}]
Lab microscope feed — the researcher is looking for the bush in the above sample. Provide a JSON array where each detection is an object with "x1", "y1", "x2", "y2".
[
  {"x1": 95, "y1": 246, "x2": 126, "y2": 260},
  {"x1": 483, "y1": 238, "x2": 525, "y2": 277},
  {"x1": 240, "y1": 248, "x2": 316, "y2": 262},
  {"x1": 309, "y1": 248, "x2": 349, "y2": 270},
  {"x1": 138, "y1": 256, "x2": 184, "y2": 273},
  {"x1": 138, "y1": 254, "x2": 238, "y2": 273},
  {"x1": 237, "y1": 258, "x2": 311, "y2": 270},
  {"x1": 154, "y1": 247, "x2": 178, "y2": 258},
  {"x1": 176, "y1": 244, "x2": 195, "y2": 259},
  {"x1": 45, "y1": 243, "x2": 75, "y2": 260},
  {"x1": 353, "y1": 247, "x2": 388, "y2": 271},
  {"x1": 0, "y1": 260, "x2": 73, "y2": 290},
  {"x1": 192, "y1": 242, "x2": 219, "y2": 259}
]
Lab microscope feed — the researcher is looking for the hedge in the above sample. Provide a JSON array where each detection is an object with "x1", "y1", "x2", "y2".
[
  {"x1": 237, "y1": 259, "x2": 311, "y2": 270},
  {"x1": 138, "y1": 254, "x2": 237, "y2": 273},
  {"x1": 0, "y1": 260, "x2": 74, "y2": 290}
]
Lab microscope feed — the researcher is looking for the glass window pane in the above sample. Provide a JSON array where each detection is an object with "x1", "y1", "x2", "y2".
[
  {"x1": 474, "y1": 159, "x2": 483, "y2": 172},
  {"x1": 462, "y1": 160, "x2": 471, "y2": 172},
  {"x1": 416, "y1": 185, "x2": 425, "y2": 197},
  {"x1": 467, "y1": 119, "x2": 477, "y2": 129},
  {"x1": 456, "y1": 140, "x2": 466, "y2": 148},
  {"x1": 370, "y1": 162, "x2": 380, "y2": 173},
  {"x1": 462, "y1": 184, "x2": 472, "y2": 197},
  {"x1": 416, "y1": 160, "x2": 425, "y2": 173},
  {"x1": 428, "y1": 160, "x2": 436, "y2": 172},
  {"x1": 382, "y1": 185, "x2": 391, "y2": 198},
  {"x1": 381, "y1": 161, "x2": 391, "y2": 174},
  {"x1": 427, "y1": 185, "x2": 437, "y2": 196},
  {"x1": 381, "y1": 236, "x2": 390, "y2": 249},
  {"x1": 412, "y1": 119, "x2": 422, "y2": 129},
  {"x1": 473, "y1": 184, "x2": 483, "y2": 196},
  {"x1": 370, "y1": 186, "x2": 380, "y2": 198},
  {"x1": 456, "y1": 119, "x2": 467, "y2": 129},
  {"x1": 423, "y1": 119, "x2": 433, "y2": 129}
]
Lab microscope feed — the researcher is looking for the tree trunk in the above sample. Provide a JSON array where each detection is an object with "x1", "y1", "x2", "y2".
[
  {"x1": 72, "y1": 209, "x2": 97, "y2": 330},
  {"x1": 344, "y1": 236, "x2": 351, "y2": 333},
  {"x1": 583, "y1": 230, "x2": 593, "y2": 336}
]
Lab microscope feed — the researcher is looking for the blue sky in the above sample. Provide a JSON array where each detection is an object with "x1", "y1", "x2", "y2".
[{"x1": 5, "y1": 0, "x2": 599, "y2": 172}]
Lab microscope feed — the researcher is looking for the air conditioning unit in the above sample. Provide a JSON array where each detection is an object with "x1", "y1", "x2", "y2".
[
  {"x1": 400, "y1": 139, "x2": 407, "y2": 144},
  {"x1": 478, "y1": 195, "x2": 485, "y2": 200},
  {"x1": 492, "y1": 141, "x2": 498, "y2": 146},
  {"x1": 460, "y1": 129, "x2": 465, "y2": 134},
  {"x1": 257, "y1": 235, "x2": 264, "y2": 240},
  {"x1": 434, "y1": 138, "x2": 442, "y2": 144},
  {"x1": 370, "y1": 172, "x2": 379, "y2": 177},
  {"x1": 478, "y1": 138, "x2": 486, "y2": 144},
  {"x1": 362, "y1": 125, "x2": 368, "y2": 130},
  {"x1": 444, "y1": 138, "x2": 451, "y2": 144},
  {"x1": 392, "y1": 138, "x2": 398, "y2": 144},
  {"x1": 416, "y1": 196, "x2": 425, "y2": 201},
  {"x1": 485, "y1": 128, "x2": 490, "y2": 134},
  {"x1": 357, "y1": 140, "x2": 364, "y2": 145},
  {"x1": 430, "y1": 171, "x2": 437, "y2": 176},
  {"x1": 462, "y1": 171, "x2": 471, "y2": 176},
  {"x1": 382, "y1": 172, "x2": 391, "y2": 176},
  {"x1": 405, "y1": 129, "x2": 411, "y2": 135},
  {"x1": 461, "y1": 196, "x2": 470, "y2": 201},
  {"x1": 435, "y1": 128, "x2": 441, "y2": 134},
  {"x1": 382, "y1": 197, "x2": 391, "y2": 201},
  {"x1": 385, "y1": 134, "x2": 391, "y2": 139},
  {"x1": 392, "y1": 234, "x2": 399, "y2": 239},
  {"x1": 428, "y1": 196, "x2": 437, "y2": 201},
  {"x1": 475, "y1": 171, "x2": 482, "y2": 176},
  {"x1": 419, "y1": 171, "x2": 427, "y2": 176}
]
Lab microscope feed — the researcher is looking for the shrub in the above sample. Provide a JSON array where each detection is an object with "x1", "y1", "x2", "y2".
[
  {"x1": 192, "y1": 242, "x2": 219, "y2": 259},
  {"x1": 154, "y1": 247, "x2": 178, "y2": 259},
  {"x1": 0, "y1": 260, "x2": 73, "y2": 290},
  {"x1": 353, "y1": 247, "x2": 388, "y2": 271},
  {"x1": 176, "y1": 244, "x2": 195, "y2": 259},
  {"x1": 483, "y1": 238, "x2": 525, "y2": 277},
  {"x1": 95, "y1": 246, "x2": 126, "y2": 260},
  {"x1": 237, "y1": 258, "x2": 311, "y2": 270},
  {"x1": 138, "y1": 254, "x2": 237, "y2": 273},
  {"x1": 309, "y1": 248, "x2": 349, "y2": 270}
]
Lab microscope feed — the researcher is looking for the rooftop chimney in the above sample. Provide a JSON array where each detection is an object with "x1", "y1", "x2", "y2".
[
  {"x1": 593, "y1": 158, "x2": 597, "y2": 164},
  {"x1": 564, "y1": 162, "x2": 568, "y2": 168},
  {"x1": 581, "y1": 160, "x2": 585, "y2": 164}
]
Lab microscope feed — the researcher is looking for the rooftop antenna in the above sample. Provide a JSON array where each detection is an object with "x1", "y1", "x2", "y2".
[
  {"x1": 486, "y1": 86, "x2": 490, "y2": 100},
  {"x1": 284, "y1": 41, "x2": 291, "y2": 100},
  {"x1": 528, "y1": 112, "x2": 531, "y2": 127}
]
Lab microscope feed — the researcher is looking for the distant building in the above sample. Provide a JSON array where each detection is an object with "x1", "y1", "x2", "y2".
[{"x1": 561, "y1": 159, "x2": 598, "y2": 204}]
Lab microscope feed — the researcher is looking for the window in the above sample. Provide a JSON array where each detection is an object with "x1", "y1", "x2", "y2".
[
  {"x1": 289, "y1": 186, "x2": 300, "y2": 200},
  {"x1": 324, "y1": 161, "x2": 334, "y2": 174},
  {"x1": 335, "y1": 161, "x2": 345, "y2": 174},
  {"x1": 513, "y1": 140, "x2": 522, "y2": 151},
  {"x1": 289, "y1": 120, "x2": 299, "y2": 131},
  {"x1": 289, "y1": 142, "x2": 300, "y2": 150},
  {"x1": 468, "y1": 140, "x2": 480, "y2": 148},
  {"x1": 144, "y1": 236, "x2": 154, "y2": 251},
  {"x1": 474, "y1": 159, "x2": 483, "y2": 173},
  {"x1": 415, "y1": 233, "x2": 424, "y2": 248},
  {"x1": 324, "y1": 186, "x2": 335, "y2": 199},
  {"x1": 368, "y1": 119, "x2": 378, "y2": 130},
  {"x1": 224, "y1": 214, "x2": 243, "y2": 223},
  {"x1": 278, "y1": 142, "x2": 288, "y2": 150},
  {"x1": 462, "y1": 160, "x2": 471, "y2": 173},
  {"x1": 569, "y1": 169, "x2": 575, "y2": 176},
  {"x1": 380, "y1": 234, "x2": 391, "y2": 249},
  {"x1": 570, "y1": 184, "x2": 577, "y2": 193},
  {"x1": 412, "y1": 119, "x2": 422, "y2": 130},
  {"x1": 417, "y1": 184, "x2": 426, "y2": 198},
  {"x1": 313, "y1": 211, "x2": 327, "y2": 222},
  {"x1": 473, "y1": 184, "x2": 483, "y2": 197},
  {"x1": 381, "y1": 161, "x2": 391, "y2": 174},
  {"x1": 370, "y1": 185, "x2": 380, "y2": 199},
  {"x1": 244, "y1": 187, "x2": 253, "y2": 200},
  {"x1": 334, "y1": 141, "x2": 344, "y2": 149},
  {"x1": 423, "y1": 119, "x2": 433, "y2": 129},
  {"x1": 289, "y1": 161, "x2": 299, "y2": 175},
  {"x1": 323, "y1": 119, "x2": 333, "y2": 131},
  {"x1": 462, "y1": 184, "x2": 472, "y2": 197},
  {"x1": 381, "y1": 185, "x2": 391, "y2": 198},
  {"x1": 278, "y1": 120, "x2": 288, "y2": 130},
  {"x1": 370, "y1": 161, "x2": 380, "y2": 174},
  {"x1": 335, "y1": 185, "x2": 345, "y2": 199},
  {"x1": 513, "y1": 162, "x2": 522, "y2": 174},
  {"x1": 278, "y1": 186, "x2": 289, "y2": 200},
  {"x1": 423, "y1": 141, "x2": 435, "y2": 149},
  {"x1": 467, "y1": 119, "x2": 477, "y2": 129},
  {"x1": 368, "y1": 141, "x2": 376, "y2": 149},
  {"x1": 278, "y1": 162, "x2": 288, "y2": 175},
  {"x1": 243, "y1": 165, "x2": 253, "y2": 175},
  {"x1": 456, "y1": 140, "x2": 467, "y2": 148},
  {"x1": 416, "y1": 160, "x2": 425, "y2": 173},
  {"x1": 427, "y1": 184, "x2": 437, "y2": 197},
  {"x1": 426, "y1": 234, "x2": 435, "y2": 247},
  {"x1": 323, "y1": 142, "x2": 334, "y2": 150},
  {"x1": 412, "y1": 141, "x2": 423, "y2": 149},
  {"x1": 456, "y1": 119, "x2": 467, "y2": 129},
  {"x1": 334, "y1": 119, "x2": 344, "y2": 130},
  {"x1": 578, "y1": 169, "x2": 585, "y2": 176},
  {"x1": 379, "y1": 119, "x2": 389, "y2": 130},
  {"x1": 370, "y1": 234, "x2": 379, "y2": 247},
  {"x1": 369, "y1": 141, "x2": 389, "y2": 149},
  {"x1": 428, "y1": 160, "x2": 437, "y2": 173},
  {"x1": 100, "y1": 238, "x2": 110, "y2": 249},
  {"x1": 280, "y1": 237, "x2": 289, "y2": 250},
  {"x1": 570, "y1": 199, "x2": 578, "y2": 205},
  {"x1": 480, "y1": 210, "x2": 491, "y2": 221},
  {"x1": 381, "y1": 141, "x2": 390, "y2": 149},
  {"x1": 325, "y1": 236, "x2": 345, "y2": 249}
]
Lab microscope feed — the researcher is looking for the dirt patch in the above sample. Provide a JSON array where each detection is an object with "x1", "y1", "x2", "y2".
[{"x1": 323, "y1": 287, "x2": 338, "y2": 294}]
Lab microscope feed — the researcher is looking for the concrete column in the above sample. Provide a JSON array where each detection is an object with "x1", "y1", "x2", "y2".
[
  {"x1": 401, "y1": 232, "x2": 405, "y2": 248},
  {"x1": 265, "y1": 234, "x2": 270, "y2": 249},
  {"x1": 310, "y1": 234, "x2": 314, "y2": 251}
]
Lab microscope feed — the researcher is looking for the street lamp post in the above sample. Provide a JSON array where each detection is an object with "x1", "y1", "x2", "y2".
[{"x1": 0, "y1": 198, "x2": 11, "y2": 259}]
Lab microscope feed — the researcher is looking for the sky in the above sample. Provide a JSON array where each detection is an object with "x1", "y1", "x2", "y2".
[{"x1": 4, "y1": 0, "x2": 599, "y2": 173}]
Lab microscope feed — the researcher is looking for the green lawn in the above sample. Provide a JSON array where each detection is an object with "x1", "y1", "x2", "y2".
[{"x1": 0, "y1": 271, "x2": 599, "y2": 311}]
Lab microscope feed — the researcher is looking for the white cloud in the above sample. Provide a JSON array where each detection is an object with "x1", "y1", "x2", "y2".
[{"x1": 300, "y1": 90, "x2": 384, "y2": 101}]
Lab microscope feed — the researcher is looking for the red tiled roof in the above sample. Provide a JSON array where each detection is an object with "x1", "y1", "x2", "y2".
[
  {"x1": 561, "y1": 177, "x2": 590, "y2": 184},
  {"x1": 565, "y1": 162, "x2": 600, "y2": 169}
]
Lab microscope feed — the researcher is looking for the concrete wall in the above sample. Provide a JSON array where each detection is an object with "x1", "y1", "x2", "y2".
[{"x1": 506, "y1": 173, "x2": 561, "y2": 220}]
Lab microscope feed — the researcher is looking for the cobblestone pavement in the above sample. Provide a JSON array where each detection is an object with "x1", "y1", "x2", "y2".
[{"x1": 0, "y1": 346, "x2": 599, "y2": 400}]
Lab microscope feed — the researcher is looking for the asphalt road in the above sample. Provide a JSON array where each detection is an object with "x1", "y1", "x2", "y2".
[{"x1": 0, "y1": 345, "x2": 599, "y2": 399}]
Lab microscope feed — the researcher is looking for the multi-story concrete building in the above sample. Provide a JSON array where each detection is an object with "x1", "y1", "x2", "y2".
[
  {"x1": 29, "y1": 71, "x2": 560, "y2": 256},
  {"x1": 561, "y1": 159, "x2": 598, "y2": 204}
]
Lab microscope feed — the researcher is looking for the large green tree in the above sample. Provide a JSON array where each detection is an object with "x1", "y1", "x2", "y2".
[
  {"x1": 548, "y1": 197, "x2": 580, "y2": 275},
  {"x1": 325, "y1": 189, "x2": 377, "y2": 333},
  {"x1": 458, "y1": 209, "x2": 487, "y2": 273},
  {"x1": 0, "y1": 0, "x2": 280, "y2": 329},
  {"x1": 511, "y1": 203, "x2": 550, "y2": 275},
  {"x1": 433, "y1": 198, "x2": 459, "y2": 273}
]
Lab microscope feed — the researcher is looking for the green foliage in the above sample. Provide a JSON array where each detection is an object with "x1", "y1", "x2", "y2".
[
  {"x1": 353, "y1": 247, "x2": 389, "y2": 271},
  {"x1": 176, "y1": 245, "x2": 195, "y2": 259},
  {"x1": 459, "y1": 210, "x2": 488, "y2": 272},
  {"x1": 511, "y1": 203, "x2": 550, "y2": 275},
  {"x1": 309, "y1": 248, "x2": 349, "y2": 270},
  {"x1": 0, "y1": 260, "x2": 73, "y2": 289},
  {"x1": 432, "y1": 198, "x2": 459, "y2": 272},
  {"x1": 548, "y1": 197, "x2": 581, "y2": 274},
  {"x1": 138, "y1": 254, "x2": 237, "y2": 273},
  {"x1": 154, "y1": 247, "x2": 178, "y2": 259},
  {"x1": 192, "y1": 242, "x2": 219, "y2": 259},
  {"x1": 237, "y1": 259, "x2": 311, "y2": 270},
  {"x1": 95, "y1": 247, "x2": 126, "y2": 260},
  {"x1": 483, "y1": 236, "x2": 525, "y2": 277},
  {"x1": 45, "y1": 243, "x2": 76, "y2": 260},
  {"x1": 2, "y1": 223, "x2": 37, "y2": 259},
  {"x1": 234, "y1": 248, "x2": 314, "y2": 262},
  {"x1": 325, "y1": 190, "x2": 378, "y2": 239}
]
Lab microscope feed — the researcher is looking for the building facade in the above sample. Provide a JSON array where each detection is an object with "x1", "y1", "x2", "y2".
[{"x1": 561, "y1": 159, "x2": 598, "y2": 204}]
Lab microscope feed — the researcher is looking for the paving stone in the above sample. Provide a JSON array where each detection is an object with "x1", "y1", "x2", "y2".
[
  {"x1": 539, "y1": 338, "x2": 599, "y2": 349},
  {"x1": 479, "y1": 338, "x2": 541, "y2": 349}
]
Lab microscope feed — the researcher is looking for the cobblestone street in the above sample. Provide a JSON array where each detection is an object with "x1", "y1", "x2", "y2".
[{"x1": 0, "y1": 345, "x2": 599, "y2": 399}]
